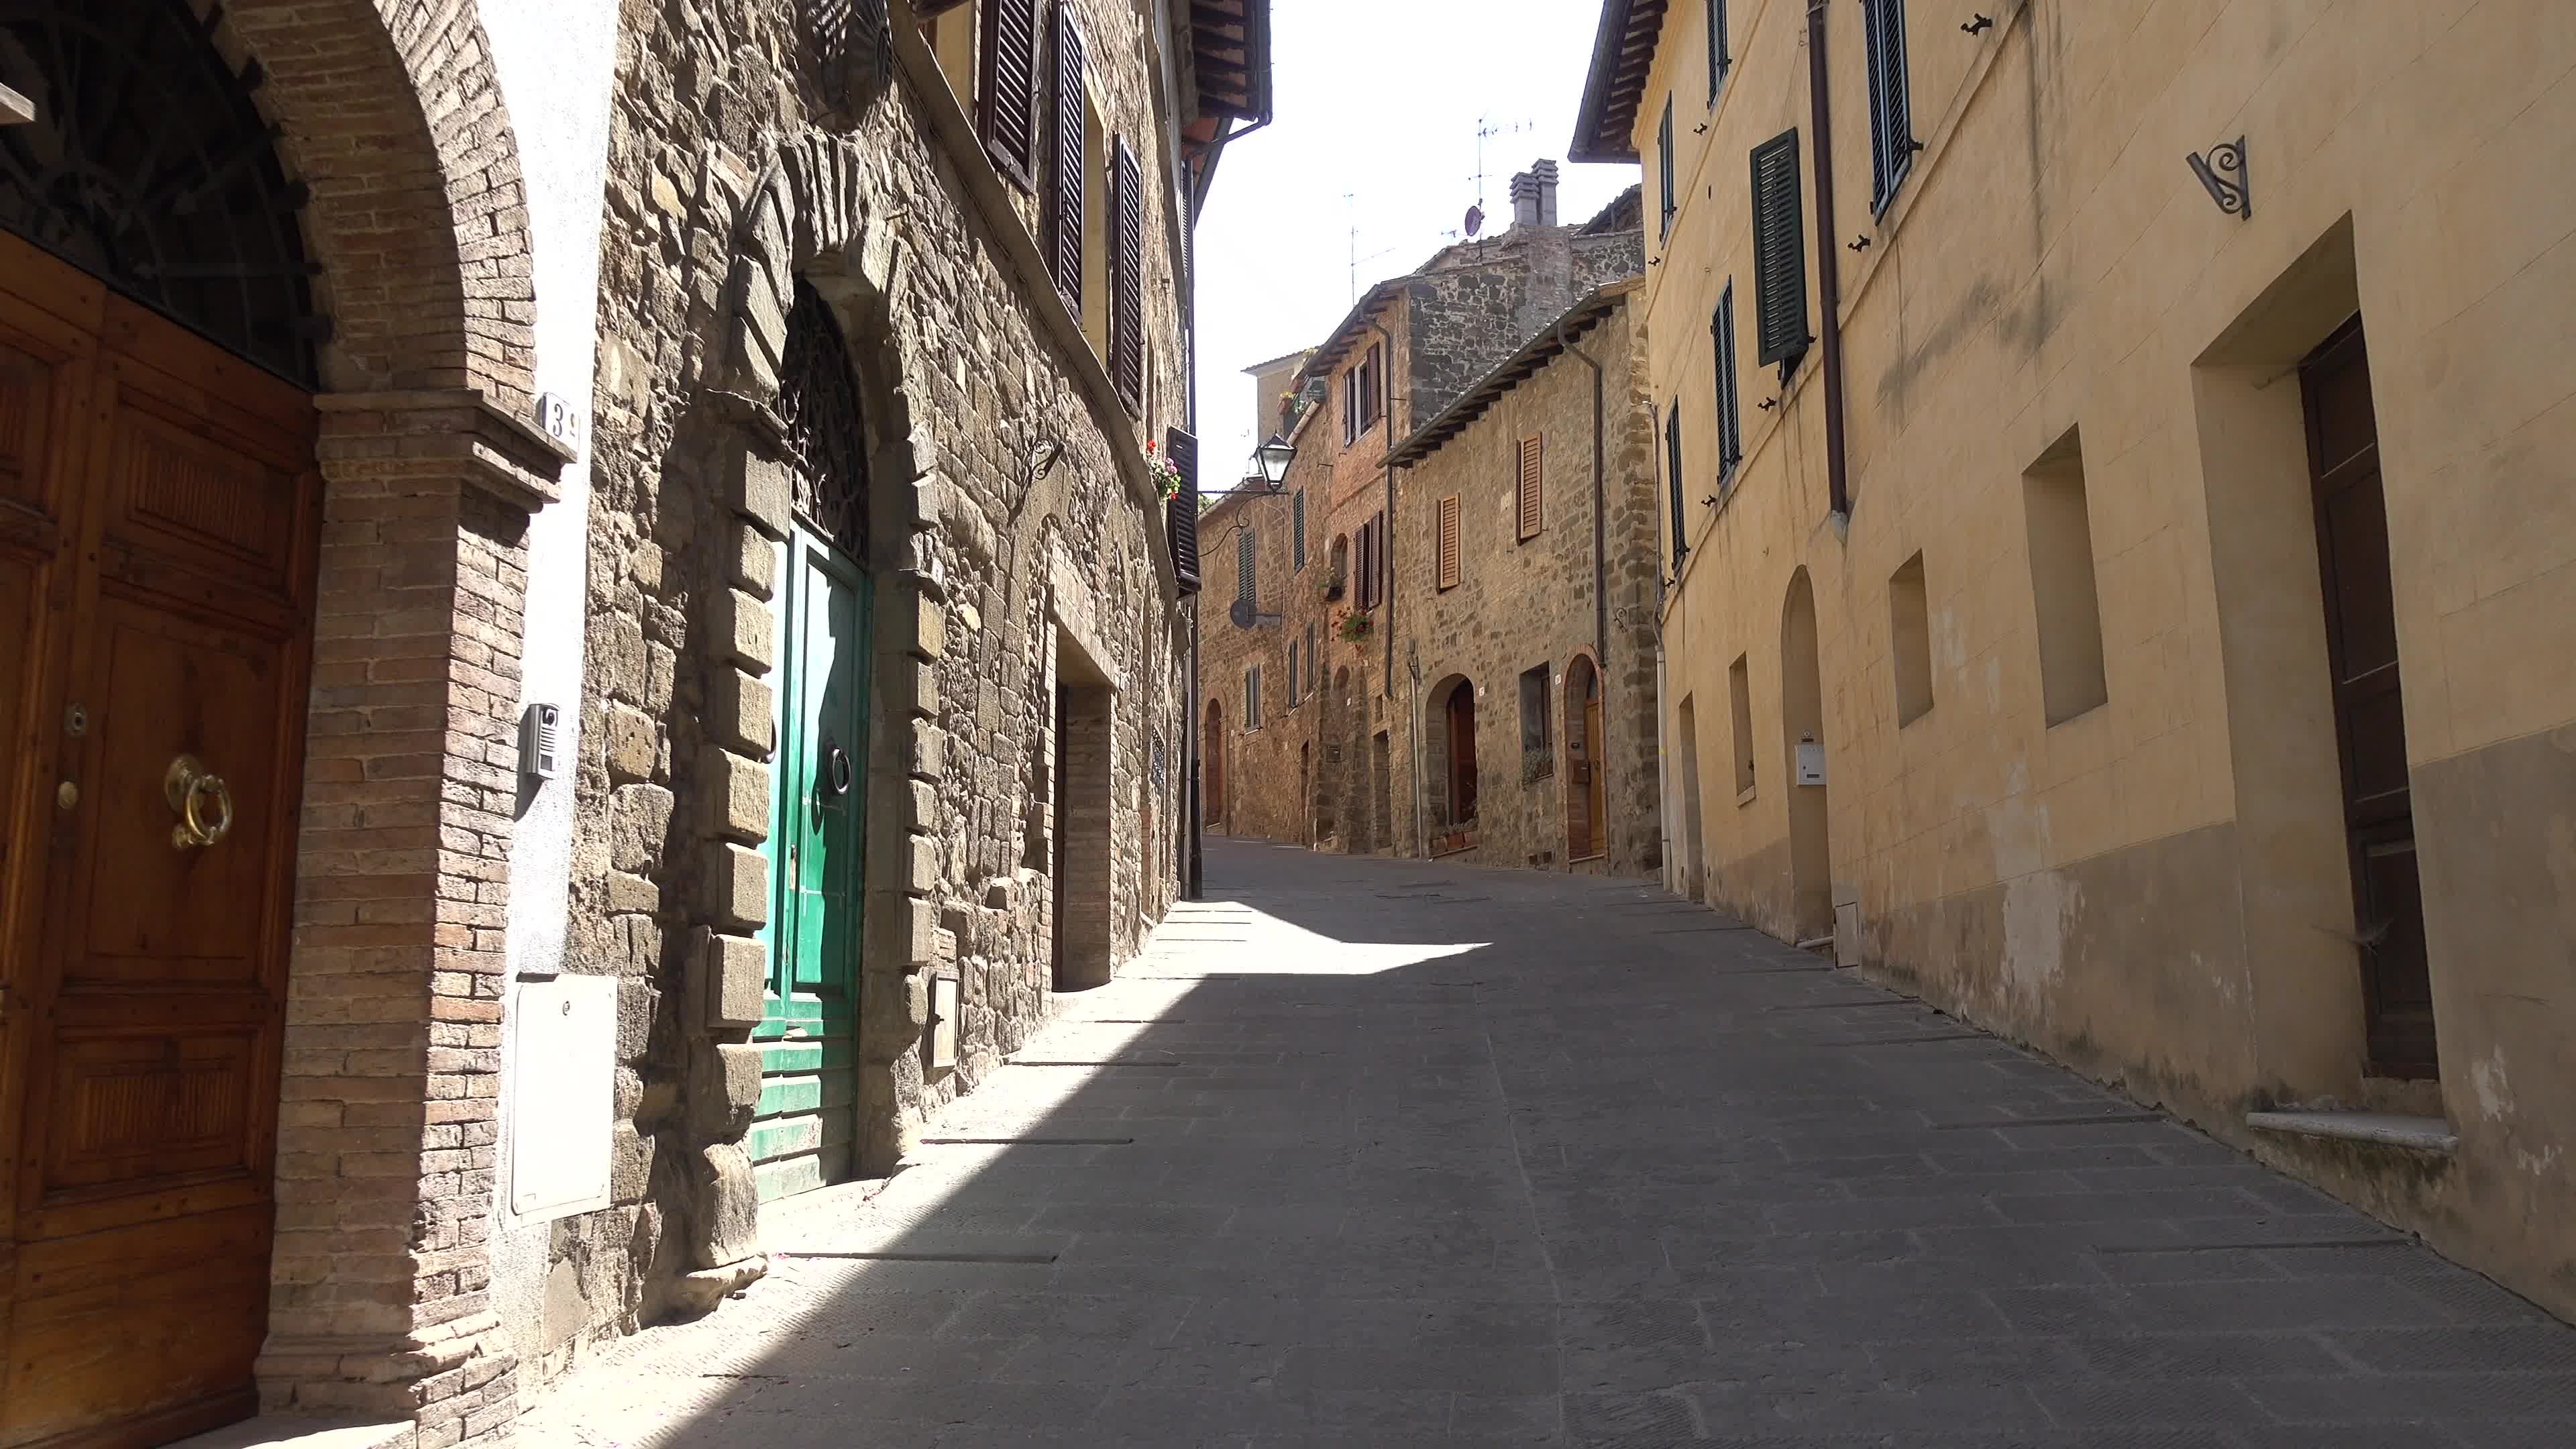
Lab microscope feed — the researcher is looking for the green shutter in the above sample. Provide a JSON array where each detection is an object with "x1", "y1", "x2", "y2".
[
  {"x1": 1666, "y1": 407, "x2": 1688, "y2": 569},
  {"x1": 1293, "y1": 488, "x2": 1307, "y2": 570},
  {"x1": 1707, "y1": 0, "x2": 1730, "y2": 103},
  {"x1": 1713, "y1": 283, "x2": 1741, "y2": 478},
  {"x1": 1750, "y1": 129, "x2": 1810, "y2": 367},
  {"x1": 1865, "y1": 0, "x2": 1917, "y2": 211},
  {"x1": 1658, "y1": 100, "x2": 1676, "y2": 239}
]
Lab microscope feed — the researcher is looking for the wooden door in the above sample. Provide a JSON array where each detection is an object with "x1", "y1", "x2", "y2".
[
  {"x1": 749, "y1": 531, "x2": 868, "y2": 1201},
  {"x1": 1564, "y1": 659, "x2": 1607, "y2": 861},
  {"x1": 0, "y1": 235, "x2": 319, "y2": 1449},
  {"x1": 1445, "y1": 686, "x2": 1477, "y2": 826},
  {"x1": 1202, "y1": 700, "x2": 1224, "y2": 829},
  {"x1": 2302, "y1": 319, "x2": 2434, "y2": 1079}
]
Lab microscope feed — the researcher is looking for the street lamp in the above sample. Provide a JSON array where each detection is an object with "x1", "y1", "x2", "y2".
[{"x1": 1252, "y1": 433, "x2": 1295, "y2": 491}]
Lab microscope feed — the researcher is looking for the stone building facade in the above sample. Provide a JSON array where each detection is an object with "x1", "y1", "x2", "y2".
[
  {"x1": 1387, "y1": 283, "x2": 1662, "y2": 875},
  {"x1": 1197, "y1": 169, "x2": 1652, "y2": 874},
  {"x1": 1577, "y1": 0, "x2": 2576, "y2": 1318},
  {"x1": 0, "y1": 1, "x2": 1261, "y2": 1446}
]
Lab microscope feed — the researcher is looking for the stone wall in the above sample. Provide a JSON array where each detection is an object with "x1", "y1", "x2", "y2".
[
  {"x1": 1397, "y1": 292, "x2": 1661, "y2": 876},
  {"x1": 524, "y1": 0, "x2": 1190, "y2": 1382}
]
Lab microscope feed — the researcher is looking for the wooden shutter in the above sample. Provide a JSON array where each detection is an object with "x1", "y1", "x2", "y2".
[
  {"x1": 1165, "y1": 425, "x2": 1199, "y2": 592},
  {"x1": 1046, "y1": 9, "x2": 1085, "y2": 304},
  {"x1": 1864, "y1": 0, "x2": 1915, "y2": 210},
  {"x1": 1750, "y1": 129, "x2": 1810, "y2": 366},
  {"x1": 1666, "y1": 407, "x2": 1688, "y2": 568},
  {"x1": 977, "y1": 0, "x2": 1040, "y2": 186},
  {"x1": 1292, "y1": 489, "x2": 1307, "y2": 570},
  {"x1": 1658, "y1": 100, "x2": 1676, "y2": 238},
  {"x1": 1516, "y1": 436, "x2": 1544, "y2": 540},
  {"x1": 1436, "y1": 496, "x2": 1462, "y2": 590},
  {"x1": 1712, "y1": 285, "x2": 1741, "y2": 477},
  {"x1": 1237, "y1": 527, "x2": 1256, "y2": 606},
  {"x1": 1707, "y1": 0, "x2": 1729, "y2": 101},
  {"x1": 1110, "y1": 137, "x2": 1144, "y2": 409}
]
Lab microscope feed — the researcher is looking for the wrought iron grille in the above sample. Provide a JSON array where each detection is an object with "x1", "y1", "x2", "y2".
[
  {"x1": 0, "y1": 0, "x2": 323, "y2": 386},
  {"x1": 777, "y1": 280, "x2": 869, "y2": 559}
]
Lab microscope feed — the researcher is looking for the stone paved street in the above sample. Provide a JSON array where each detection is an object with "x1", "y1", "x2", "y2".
[{"x1": 518, "y1": 840, "x2": 2576, "y2": 1448}]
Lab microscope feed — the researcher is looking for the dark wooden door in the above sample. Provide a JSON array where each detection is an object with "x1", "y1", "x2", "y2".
[
  {"x1": 0, "y1": 235, "x2": 319, "y2": 1449},
  {"x1": 2302, "y1": 318, "x2": 2434, "y2": 1079},
  {"x1": 1446, "y1": 686, "x2": 1478, "y2": 826}
]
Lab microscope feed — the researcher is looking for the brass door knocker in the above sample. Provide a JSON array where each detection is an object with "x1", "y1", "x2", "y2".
[{"x1": 165, "y1": 754, "x2": 235, "y2": 849}]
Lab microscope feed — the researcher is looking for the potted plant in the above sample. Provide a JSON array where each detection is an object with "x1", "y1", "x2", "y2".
[
  {"x1": 1337, "y1": 610, "x2": 1373, "y2": 645},
  {"x1": 1320, "y1": 572, "x2": 1346, "y2": 602},
  {"x1": 1144, "y1": 437, "x2": 1185, "y2": 501}
]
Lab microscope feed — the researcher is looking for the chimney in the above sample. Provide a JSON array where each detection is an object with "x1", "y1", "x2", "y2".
[{"x1": 1509, "y1": 159, "x2": 1561, "y2": 229}]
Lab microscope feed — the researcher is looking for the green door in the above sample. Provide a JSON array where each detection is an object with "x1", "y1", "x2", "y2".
[{"x1": 749, "y1": 529, "x2": 869, "y2": 1200}]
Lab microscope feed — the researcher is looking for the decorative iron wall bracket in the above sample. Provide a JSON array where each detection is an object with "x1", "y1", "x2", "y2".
[{"x1": 2187, "y1": 137, "x2": 2251, "y2": 219}]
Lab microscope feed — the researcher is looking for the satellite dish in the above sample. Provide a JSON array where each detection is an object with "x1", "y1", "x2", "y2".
[
  {"x1": 1464, "y1": 204, "x2": 1485, "y2": 238},
  {"x1": 1228, "y1": 597, "x2": 1256, "y2": 629}
]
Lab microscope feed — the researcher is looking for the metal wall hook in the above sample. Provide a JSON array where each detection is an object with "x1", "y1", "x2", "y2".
[
  {"x1": 1962, "y1": 13, "x2": 1994, "y2": 35},
  {"x1": 2187, "y1": 136, "x2": 2251, "y2": 218},
  {"x1": 1849, "y1": 235, "x2": 1872, "y2": 252}
]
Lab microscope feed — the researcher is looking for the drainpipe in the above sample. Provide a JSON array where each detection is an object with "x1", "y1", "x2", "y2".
[
  {"x1": 1370, "y1": 319, "x2": 1397, "y2": 700},
  {"x1": 1806, "y1": 0, "x2": 1852, "y2": 520},
  {"x1": 1656, "y1": 638, "x2": 1674, "y2": 894},
  {"x1": 1185, "y1": 600, "x2": 1201, "y2": 899},
  {"x1": 1553, "y1": 313, "x2": 1609, "y2": 669}
]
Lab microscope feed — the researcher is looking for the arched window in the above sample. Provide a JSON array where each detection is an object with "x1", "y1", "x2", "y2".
[
  {"x1": 0, "y1": 0, "x2": 323, "y2": 384},
  {"x1": 777, "y1": 280, "x2": 870, "y2": 558}
]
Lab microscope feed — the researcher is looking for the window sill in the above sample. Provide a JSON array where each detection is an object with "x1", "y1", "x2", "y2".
[
  {"x1": 2245, "y1": 1111, "x2": 2457, "y2": 1156},
  {"x1": 1736, "y1": 785, "x2": 1757, "y2": 807}
]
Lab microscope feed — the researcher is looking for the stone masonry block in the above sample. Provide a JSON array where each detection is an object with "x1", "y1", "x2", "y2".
[
  {"x1": 889, "y1": 658, "x2": 936, "y2": 718},
  {"x1": 713, "y1": 589, "x2": 774, "y2": 676},
  {"x1": 727, "y1": 440, "x2": 790, "y2": 539},
  {"x1": 708, "y1": 671, "x2": 775, "y2": 759},
  {"x1": 698, "y1": 932, "x2": 766, "y2": 1031},
  {"x1": 904, "y1": 778, "x2": 937, "y2": 836},
  {"x1": 701, "y1": 747, "x2": 768, "y2": 843},
  {"x1": 906, "y1": 723, "x2": 944, "y2": 782},
  {"x1": 896, "y1": 589, "x2": 946, "y2": 661},
  {"x1": 706, "y1": 844, "x2": 769, "y2": 932},
  {"x1": 729, "y1": 523, "x2": 777, "y2": 600},
  {"x1": 716, "y1": 1042, "x2": 764, "y2": 1112},
  {"x1": 904, "y1": 835, "x2": 940, "y2": 894},
  {"x1": 902, "y1": 896, "x2": 938, "y2": 967},
  {"x1": 689, "y1": 1143, "x2": 760, "y2": 1269}
]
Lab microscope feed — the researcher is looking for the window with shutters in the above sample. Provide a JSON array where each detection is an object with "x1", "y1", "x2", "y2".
[
  {"x1": 1516, "y1": 436, "x2": 1544, "y2": 540},
  {"x1": 1288, "y1": 639, "x2": 1301, "y2": 704},
  {"x1": 1165, "y1": 427, "x2": 1201, "y2": 593},
  {"x1": 1246, "y1": 664, "x2": 1263, "y2": 730},
  {"x1": 1657, "y1": 99, "x2": 1676, "y2": 240},
  {"x1": 976, "y1": 0, "x2": 1039, "y2": 188},
  {"x1": 1436, "y1": 495, "x2": 1462, "y2": 591},
  {"x1": 1237, "y1": 527, "x2": 1256, "y2": 606},
  {"x1": 1750, "y1": 129, "x2": 1811, "y2": 368},
  {"x1": 1862, "y1": 0, "x2": 1917, "y2": 213},
  {"x1": 1044, "y1": 9, "x2": 1085, "y2": 307},
  {"x1": 1109, "y1": 136, "x2": 1144, "y2": 410},
  {"x1": 1665, "y1": 407, "x2": 1688, "y2": 570},
  {"x1": 1712, "y1": 284, "x2": 1743, "y2": 484},
  {"x1": 1707, "y1": 0, "x2": 1731, "y2": 105},
  {"x1": 1343, "y1": 344, "x2": 1384, "y2": 442},
  {"x1": 1293, "y1": 489, "x2": 1307, "y2": 570},
  {"x1": 1304, "y1": 623, "x2": 1317, "y2": 693}
]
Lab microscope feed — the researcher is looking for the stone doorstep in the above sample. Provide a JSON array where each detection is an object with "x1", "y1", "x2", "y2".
[
  {"x1": 166, "y1": 1418, "x2": 411, "y2": 1449},
  {"x1": 2245, "y1": 1109, "x2": 2460, "y2": 1154}
]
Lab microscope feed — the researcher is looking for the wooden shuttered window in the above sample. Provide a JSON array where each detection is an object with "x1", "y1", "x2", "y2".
[
  {"x1": 977, "y1": 0, "x2": 1040, "y2": 186},
  {"x1": 1246, "y1": 665, "x2": 1262, "y2": 729},
  {"x1": 1657, "y1": 99, "x2": 1676, "y2": 239},
  {"x1": 1352, "y1": 512, "x2": 1387, "y2": 610},
  {"x1": 1046, "y1": 9, "x2": 1085, "y2": 305},
  {"x1": 1110, "y1": 136, "x2": 1144, "y2": 410},
  {"x1": 1165, "y1": 425, "x2": 1199, "y2": 593},
  {"x1": 1750, "y1": 129, "x2": 1811, "y2": 368},
  {"x1": 1292, "y1": 489, "x2": 1307, "y2": 570},
  {"x1": 1707, "y1": 0, "x2": 1730, "y2": 103},
  {"x1": 1711, "y1": 284, "x2": 1742, "y2": 481},
  {"x1": 1665, "y1": 407, "x2": 1688, "y2": 570},
  {"x1": 1237, "y1": 527, "x2": 1256, "y2": 606},
  {"x1": 1862, "y1": 0, "x2": 1917, "y2": 212},
  {"x1": 1436, "y1": 495, "x2": 1462, "y2": 591},
  {"x1": 1516, "y1": 435, "x2": 1544, "y2": 540}
]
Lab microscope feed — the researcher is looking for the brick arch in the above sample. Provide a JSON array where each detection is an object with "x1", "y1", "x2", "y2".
[{"x1": 221, "y1": 0, "x2": 537, "y2": 398}]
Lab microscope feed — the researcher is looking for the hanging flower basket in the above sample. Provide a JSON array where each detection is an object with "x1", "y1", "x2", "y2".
[
  {"x1": 1320, "y1": 574, "x2": 1346, "y2": 602},
  {"x1": 1337, "y1": 610, "x2": 1373, "y2": 644}
]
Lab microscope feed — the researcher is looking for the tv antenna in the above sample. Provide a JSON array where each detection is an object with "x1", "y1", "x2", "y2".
[{"x1": 1467, "y1": 115, "x2": 1534, "y2": 239}]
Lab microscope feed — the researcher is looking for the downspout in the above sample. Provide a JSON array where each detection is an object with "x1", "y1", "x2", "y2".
[
  {"x1": 1370, "y1": 319, "x2": 1397, "y2": 700},
  {"x1": 1806, "y1": 0, "x2": 1852, "y2": 519},
  {"x1": 1553, "y1": 313, "x2": 1609, "y2": 669}
]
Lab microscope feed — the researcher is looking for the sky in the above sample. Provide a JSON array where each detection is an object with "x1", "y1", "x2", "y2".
[{"x1": 1190, "y1": 0, "x2": 1640, "y2": 493}]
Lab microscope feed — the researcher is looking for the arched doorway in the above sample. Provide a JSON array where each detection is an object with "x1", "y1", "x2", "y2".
[
  {"x1": 1423, "y1": 675, "x2": 1478, "y2": 835},
  {"x1": 1782, "y1": 569, "x2": 1835, "y2": 941},
  {"x1": 1, "y1": 2, "x2": 547, "y2": 1440},
  {"x1": 1203, "y1": 698, "x2": 1226, "y2": 830},
  {"x1": 1564, "y1": 655, "x2": 1607, "y2": 861}
]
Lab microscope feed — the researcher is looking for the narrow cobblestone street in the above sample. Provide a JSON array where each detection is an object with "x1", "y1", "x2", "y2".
[{"x1": 519, "y1": 841, "x2": 2576, "y2": 1448}]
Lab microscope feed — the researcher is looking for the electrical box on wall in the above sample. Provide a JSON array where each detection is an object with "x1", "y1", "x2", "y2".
[
  {"x1": 508, "y1": 974, "x2": 614, "y2": 1220},
  {"x1": 927, "y1": 975, "x2": 959, "y2": 1074},
  {"x1": 521, "y1": 703, "x2": 560, "y2": 782},
  {"x1": 1796, "y1": 735, "x2": 1827, "y2": 787}
]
